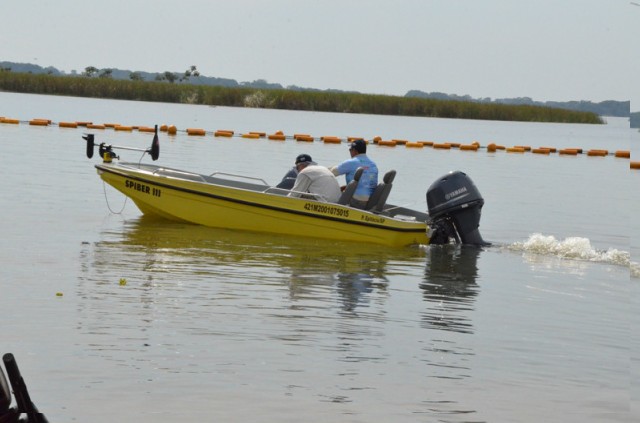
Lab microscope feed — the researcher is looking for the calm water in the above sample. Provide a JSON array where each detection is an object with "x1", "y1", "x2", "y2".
[{"x1": 0, "y1": 92, "x2": 635, "y2": 422}]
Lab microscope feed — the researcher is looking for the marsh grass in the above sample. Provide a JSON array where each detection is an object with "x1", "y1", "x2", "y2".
[{"x1": 0, "y1": 72, "x2": 603, "y2": 124}]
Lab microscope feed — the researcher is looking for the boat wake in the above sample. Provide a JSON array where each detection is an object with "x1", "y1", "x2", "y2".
[{"x1": 507, "y1": 233, "x2": 632, "y2": 273}]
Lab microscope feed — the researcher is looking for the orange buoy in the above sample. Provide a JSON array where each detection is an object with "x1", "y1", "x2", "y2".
[
  {"x1": 372, "y1": 136, "x2": 382, "y2": 144},
  {"x1": 138, "y1": 126, "x2": 155, "y2": 133},
  {"x1": 29, "y1": 119, "x2": 50, "y2": 126},
  {"x1": 448, "y1": 142, "x2": 461, "y2": 148},
  {"x1": 405, "y1": 142, "x2": 424, "y2": 148},
  {"x1": 377, "y1": 140, "x2": 397, "y2": 147},
  {"x1": 514, "y1": 145, "x2": 531, "y2": 151},
  {"x1": 250, "y1": 131, "x2": 266, "y2": 137},
  {"x1": 104, "y1": 123, "x2": 120, "y2": 128},
  {"x1": 615, "y1": 150, "x2": 630, "y2": 158},
  {"x1": 460, "y1": 144, "x2": 479, "y2": 151},
  {"x1": 567, "y1": 148, "x2": 583, "y2": 154},
  {"x1": 187, "y1": 128, "x2": 206, "y2": 136},
  {"x1": 58, "y1": 121, "x2": 78, "y2": 128},
  {"x1": 115, "y1": 125, "x2": 133, "y2": 131},
  {"x1": 167, "y1": 125, "x2": 177, "y2": 135},
  {"x1": 214, "y1": 130, "x2": 233, "y2": 137},
  {"x1": 294, "y1": 133, "x2": 311, "y2": 139},
  {"x1": 76, "y1": 121, "x2": 92, "y2": 127},
  {"x1": 532, "y1": 148, "x2": 551, "y2": 155},
  {"x1": 559, "y1": 148, "x2": 579, "y2": 155},
  {"x1": 160, "y1": 124, "x2": 169, "y2": 132},
  {"x1": 630, "y1": 161, "x2": 640, "y2": 169},
  {"x1": 433, "y1": 143, "x2": 451, "y2": 149},
  {"x1": 1, "y1": 118, "x2": 20, "y2": 124},
  {"x1": 587, "y1": 149, "x2": 608, "y2": 157},
  {"x1": 87, "y1": 124, "x2": 106, "y2": 130},
  {"x1": 417, "y1": 141, "x2": 434, "y2": 147},
  {"x1": 392, "y1": 139, "x2": 408, "y2": 145},
  {"x1": 268, "y1": 133, "x2": 286, "y2": 140},
  {"x1": 506, "y1": 147, "x2": 525, "y2": 153},
  {"x1": 539, "y1": 146, "x2": 557, "y2": 153},
  {"x1": 242, "y1": 133, "x2": 260, "y2": 139},
  {"x1": 322, "y1": 136, "x2": 342, "y2": 144},
  {"x1": 295, "y1": 135, "x2": 314, "y2": 142}
]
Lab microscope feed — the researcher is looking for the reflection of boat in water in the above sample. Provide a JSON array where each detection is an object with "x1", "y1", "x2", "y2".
[
  {"x1": 84, "y1": 131, "x2": 488, "y2": 247},
  {"x1": 420, "y1": 245, "x2": 481, "y2": 333},
  {"x1": 87, "y1": 217, "x2": 429, "y2": 310}
]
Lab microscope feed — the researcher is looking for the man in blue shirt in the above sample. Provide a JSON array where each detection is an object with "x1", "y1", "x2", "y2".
[{"x1": 330, "y1": 139, "x2": 379, "y2": 208}]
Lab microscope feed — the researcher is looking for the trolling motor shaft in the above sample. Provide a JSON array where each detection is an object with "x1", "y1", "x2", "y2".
[{"x1": 83, "y1": 126, "x2": 160, "y2": 162}]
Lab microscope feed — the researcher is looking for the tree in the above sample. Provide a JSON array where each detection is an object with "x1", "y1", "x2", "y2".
[
  {"x1": 129, "y1": 71, "x2": 144, "y2": 81},
  {"x1": 82, "y1": 66, "x2": 99, "y2": 77},
  {"x1": 180, "y1": 65, "x2": 200, "y2": 82},
  {"x1": 98, "y1": 69, "x2": 113, "y2": 78}
]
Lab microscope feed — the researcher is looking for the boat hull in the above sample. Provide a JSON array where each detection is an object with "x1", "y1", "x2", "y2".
[{"x1": 96, "y1": 162, "x2": 430, "y2": 247}]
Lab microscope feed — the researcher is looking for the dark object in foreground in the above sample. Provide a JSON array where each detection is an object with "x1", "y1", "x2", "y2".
[{"x1": 1, "y1": 353, "x2": 48, "y2": 423}]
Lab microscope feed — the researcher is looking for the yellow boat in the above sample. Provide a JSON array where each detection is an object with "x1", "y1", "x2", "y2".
[{"x1": 85, "y1": 130, "x2": 487, "y2": 247}]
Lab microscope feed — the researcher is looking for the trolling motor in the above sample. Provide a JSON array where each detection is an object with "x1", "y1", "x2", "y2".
[
  {"x1": 83, "y1": 125, "x2": 160, "y2": 162},
  {"x1": 426, "y1": 171, "x2": 488, "y2": 246}
]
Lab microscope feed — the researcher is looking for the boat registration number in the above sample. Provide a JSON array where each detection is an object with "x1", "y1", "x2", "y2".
[{"x1": 304, "y1": 202, "x2": 349, "y2": 217}]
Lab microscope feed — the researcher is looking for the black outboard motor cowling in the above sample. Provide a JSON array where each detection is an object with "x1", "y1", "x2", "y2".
[{"x1": 426, "y1": 171, "x2": 487, "y2": 245}]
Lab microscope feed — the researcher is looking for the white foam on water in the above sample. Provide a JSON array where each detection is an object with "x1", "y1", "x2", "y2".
[{"x1": 508, "y1": 233, "x2": 631, "y2": 270}]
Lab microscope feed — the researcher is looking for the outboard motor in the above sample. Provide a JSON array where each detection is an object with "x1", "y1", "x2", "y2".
[{"x1": 426, "y1": 171, "x2": 487, "y2": 245}]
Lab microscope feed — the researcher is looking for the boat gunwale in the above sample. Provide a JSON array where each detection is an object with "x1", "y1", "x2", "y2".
[{"x1": 95, "y1": 162, "x2": 429, "y2": 234}]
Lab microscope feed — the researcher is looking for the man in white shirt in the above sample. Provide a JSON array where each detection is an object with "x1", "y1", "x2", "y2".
[{"x1": 288, "y1": 154, "x2": 341, "y2": 203}]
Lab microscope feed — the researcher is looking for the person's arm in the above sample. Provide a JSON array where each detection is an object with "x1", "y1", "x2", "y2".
[{"x1": 288, "y1": 173, "x2": 312, "y2": 197}]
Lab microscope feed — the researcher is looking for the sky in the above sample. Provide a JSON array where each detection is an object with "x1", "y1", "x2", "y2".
[{"x1": 2, "y1": 0, "x2": 638, "y2": 109}]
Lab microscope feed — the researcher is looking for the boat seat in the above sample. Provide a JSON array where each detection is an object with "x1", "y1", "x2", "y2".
[
  {"x1": 365, "y1": 170, "x2": 396, "y2": 212},
  {"x1": 337, "y1": 167, "x2": 364, "y2": 205}
]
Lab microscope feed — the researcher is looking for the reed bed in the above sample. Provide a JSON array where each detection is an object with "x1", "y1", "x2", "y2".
[{"x1": 0, "y1": 72, "x2": 603, "y2": 124}]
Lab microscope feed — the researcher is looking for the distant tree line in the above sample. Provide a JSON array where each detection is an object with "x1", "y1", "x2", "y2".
[
  {"x1": 406, "y1": 90, "x2": 630, "y2": 118},
  {"x1": 1, "y1": 61, "x2": 629, "y2": 118},
  {"x1": 0, "y1": 70, "x2": 605, "y2": 124}
]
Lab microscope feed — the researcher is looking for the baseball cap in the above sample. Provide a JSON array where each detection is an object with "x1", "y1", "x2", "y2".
[
  {"x1": 295, "y1": 154, "x2": 316, "y2": 165},
  {"x1": 349, "y1": 139, "x2": 367, "y2": 153}
]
